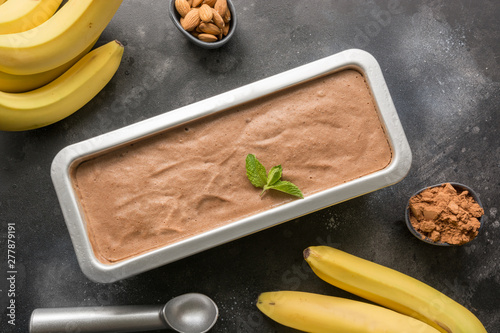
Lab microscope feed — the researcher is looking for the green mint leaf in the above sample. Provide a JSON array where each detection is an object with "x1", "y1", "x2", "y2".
[
  {"x1": 267, "y1": 165, "x2": 282, "y2": 186},
  {"x1": 246, "y1": 154, "x2": 304, "y2": 199},
  {"x1": 246, "y1": 154, "x2": 267, "y2": 188},
  {"x1": 267, "y1": 180, "x2": 304, "y2": 198}
]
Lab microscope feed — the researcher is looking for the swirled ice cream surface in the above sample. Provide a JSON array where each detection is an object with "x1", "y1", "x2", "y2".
[{"x1": 73, "y1": 69, "x2": 392, "y2": 263}]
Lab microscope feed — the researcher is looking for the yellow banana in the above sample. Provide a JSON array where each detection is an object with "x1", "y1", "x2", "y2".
[
  {"x1": 0, "y1": 0, "x2": 122, "y2": 75},
  {"x1": 257, "y1": 291, "x2": 441, "y2": 333},
  {"x1": 0, "y1": 40, "x2": 123, "y2": 131},
  {"x1": 0, "y1": 0, "x2": 63, "y2": 34},
  {"x1": 304, "y1": 246, "x2": 487, "y2": 333},
  {"x1": 0, "y1": 38, "x2": 97, "y2": 93},
  {"x1": 0, "y1": 1, "x2": 7, "y2": 6}
]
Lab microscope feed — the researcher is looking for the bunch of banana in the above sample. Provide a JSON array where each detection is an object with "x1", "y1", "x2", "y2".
[
  {"x1": 0, "y1": 0, "x2": 63, "y2": 34},
  {"x1": 0, "y1": 0, "x2": 123, "y2": 75},
  {"x1": 0, "y1": 40, "x2": 123, "y2": 131},
  {"x1": 257, "y1": 291, "x2": 441, "y2": 333},
  {"x1": 257, "y1": 246, "x2": 487, "y2": 332},
  {"x1": 304, "y1": 246, "x2": 486, "y2": 333},
  {"x1": 0, "y1": 38, "x2": 98, "y2": 93},
  {"x1": 0, "y1": 0, "x2": 124, "y2": 131}
]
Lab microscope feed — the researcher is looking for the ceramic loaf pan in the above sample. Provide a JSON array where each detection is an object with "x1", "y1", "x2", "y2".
[{"x1": 51, "y1": 49, "x2": 412, "y2": 283}]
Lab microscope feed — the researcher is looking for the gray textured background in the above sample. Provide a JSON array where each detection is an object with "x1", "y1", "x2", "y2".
[{"x1": 1, "y1": 0, "x2": 499, "y2": 332}]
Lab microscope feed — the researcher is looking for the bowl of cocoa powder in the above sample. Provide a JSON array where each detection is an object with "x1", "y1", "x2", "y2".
[{"x1": 405, "y1": 182, "x2": 485, "y2": 246}]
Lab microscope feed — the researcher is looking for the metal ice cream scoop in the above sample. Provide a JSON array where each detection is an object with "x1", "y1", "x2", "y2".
[{"x1": 29, "y1": 293, "x2": 218, "y2": 333}]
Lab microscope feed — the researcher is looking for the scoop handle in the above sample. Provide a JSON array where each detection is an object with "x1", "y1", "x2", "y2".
[{"x1": 30, "y1": 304, "x2": 169, "y2": 333}]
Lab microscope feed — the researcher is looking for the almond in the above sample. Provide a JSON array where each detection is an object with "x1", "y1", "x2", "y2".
[
  {"x1": 222, "y1": 21, "x2": 230, "y2": 36},
  {"x1": 192, "y1": 0, "x2": 203, "y2": 7},
  {"x1": 223, "y1": 6, "x2": 231, "y2": 23},
  {"x1": 203, "y1": 0, "x2": 217, "y2": 7},
  {"x1": 187, "y1": 0, "x2": 193, "y2": 5},
  {"x1": 199, "y1": 22, "x2": 220, "y2": 35},
  {"x1": 181, "y1": 8, "x2": 200, "y2": 31},
  {"x1": 198, "y1": 33, "x2": 218, "y2": 42},
  {"x1": 199, "y1": 4, "x2": 213, "y2": 22},
  {"x1": 175, "y1": 0, "x2": 191, "y2": 17},
  {"x1": 211, "y1": 8, "x2": 225, "y2": 29},
  {"x1": 214, "y1": 0, "x2": 227, "y2": 17}
]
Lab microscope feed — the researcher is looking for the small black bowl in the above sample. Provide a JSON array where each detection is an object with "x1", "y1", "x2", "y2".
[
  {"x1": 168, "y1": 0, "x2": 237, "y2": 49},
  {"x1": 405, "y1": 182, "x2": 485, "y2": 246}
]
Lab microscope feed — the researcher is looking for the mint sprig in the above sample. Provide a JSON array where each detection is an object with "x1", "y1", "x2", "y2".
[{"x1": 245, "y1": 154, "x2": 304, "y2": 198}]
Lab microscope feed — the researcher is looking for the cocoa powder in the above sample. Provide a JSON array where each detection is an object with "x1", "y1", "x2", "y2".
[{"x1": 409, "y1": 183, "x2": 484, "y2": 245}]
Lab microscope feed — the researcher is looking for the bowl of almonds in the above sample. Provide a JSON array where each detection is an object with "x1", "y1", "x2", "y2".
[{"x1": 169, "y1": 0, "x2": 236, "y2": 49}]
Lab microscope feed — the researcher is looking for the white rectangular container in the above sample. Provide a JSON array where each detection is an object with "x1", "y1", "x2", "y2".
[{"x1": 51, "y1": 49, "x2": 411, "y2": 283}]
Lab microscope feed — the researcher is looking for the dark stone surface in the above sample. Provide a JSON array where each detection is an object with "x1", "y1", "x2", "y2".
[{"x1": 1, "y1": 0, "x2": 499, "y2": 332}]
